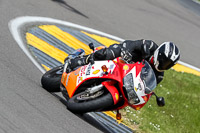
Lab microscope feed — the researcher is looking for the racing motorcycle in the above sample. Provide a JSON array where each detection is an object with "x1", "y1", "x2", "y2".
[{"x1": 41, "y1": 43, "x2": 165, "y2": 119}]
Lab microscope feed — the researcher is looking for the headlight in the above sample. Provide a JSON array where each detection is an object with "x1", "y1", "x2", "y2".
[
  {"x1": 123, "y1": 73, "x2": 140, "y2": 105},
  {"x1": 123, "y1": 73, "x2": 133, "y2": 87}
]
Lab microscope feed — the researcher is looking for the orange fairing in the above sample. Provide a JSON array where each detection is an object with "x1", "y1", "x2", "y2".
[{"x1": 61, "y1": 67, "x2": 81, "y2": 98}]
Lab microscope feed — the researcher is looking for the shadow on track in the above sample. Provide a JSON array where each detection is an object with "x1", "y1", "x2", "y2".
[{"x1": 52, "y1": 0, "x2": 89, "y2": 18}]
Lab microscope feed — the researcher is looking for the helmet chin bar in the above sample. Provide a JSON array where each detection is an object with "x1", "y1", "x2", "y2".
[{"x1": 154, "y1": 61, "x2": 164, "y2": 72}]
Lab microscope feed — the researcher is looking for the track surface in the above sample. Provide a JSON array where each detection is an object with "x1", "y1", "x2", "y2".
[{"x1": 1, "y1": 0, "x2": 200, "y2": 132}]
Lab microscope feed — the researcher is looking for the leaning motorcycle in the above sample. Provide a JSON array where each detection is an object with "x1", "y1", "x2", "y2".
[{"x1": 41, "y1": 44, "x2": 165, "y2": 118}]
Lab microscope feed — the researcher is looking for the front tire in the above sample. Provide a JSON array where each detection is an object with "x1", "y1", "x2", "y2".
[
  {"x1": 41, "y1": 65, "x2": 63, "y2": 92},
  {"x1": 67, "y1": 91, "x2": 114, "y2": 113}
]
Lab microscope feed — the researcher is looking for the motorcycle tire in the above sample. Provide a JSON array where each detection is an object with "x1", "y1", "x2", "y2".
[
  {"x1": 41, "y1": 65, "x2": 63, "y2": 92},
  {"x1": 67, "y1": 91, "x2": 114, "y2": 113}
]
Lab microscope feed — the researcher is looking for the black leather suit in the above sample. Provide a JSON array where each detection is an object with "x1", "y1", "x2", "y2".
[{"x1": 69, "y1": 39, "x2": 164, "y2": 84}]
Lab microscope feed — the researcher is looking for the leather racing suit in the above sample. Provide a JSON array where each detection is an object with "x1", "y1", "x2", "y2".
[{"x1": 68, "y1": 39, "x2": 164, "y2": 84}]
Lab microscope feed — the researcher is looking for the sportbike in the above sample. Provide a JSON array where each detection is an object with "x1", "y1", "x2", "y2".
[{"x1": 41, "y1": 43, "x2": 165, "y2": 119}]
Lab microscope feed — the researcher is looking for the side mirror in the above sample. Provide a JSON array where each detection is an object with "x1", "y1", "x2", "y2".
[
  {"x1": 152, "y1": 92, "x2": 165, "y2": 107},
  {"x1": 89, "y1": 43, "x2": 94, "y2": 51},
  {"x1": 156, "y1": 97, "x2": 165, "y2": 107}
]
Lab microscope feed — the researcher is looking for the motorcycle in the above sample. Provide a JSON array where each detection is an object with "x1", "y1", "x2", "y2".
[{"x1": 41, "y1": 43, "x2": 165, "y2": 119}]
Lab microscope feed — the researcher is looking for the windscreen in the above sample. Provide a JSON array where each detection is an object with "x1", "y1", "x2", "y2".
[{"x1": 140, "y1": 61, "x2": 157, "y2": 94}]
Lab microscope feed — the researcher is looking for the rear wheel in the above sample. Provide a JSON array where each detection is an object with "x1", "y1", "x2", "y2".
[
  {"x1": 41, "y1": 65, "x2": 63, "y2": 92},
  {"x1": 67, "y1": 90, "x2": 114, "y2": 113}
]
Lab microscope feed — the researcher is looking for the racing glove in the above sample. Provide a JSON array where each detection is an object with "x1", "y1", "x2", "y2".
[
  {"x1": 67, "y1": 54, "x2": 93, "y2": 70},
  {"x1": 120, "y1": 47, "x2": 132, "y2": 62}
]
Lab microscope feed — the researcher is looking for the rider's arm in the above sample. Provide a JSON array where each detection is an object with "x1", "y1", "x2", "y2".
[
  {"x1": 94, "y1": 39, "x2": 158, "y2": 61},
  {"x1": 94, "y1": 43, "x2": 122, "y2": 60},
  {"x1": 67, "y1": 40, "x2": 159, "y2": 72},
  {"x1": 123, "y1": 39, "x2": 158, "y2": 59}
]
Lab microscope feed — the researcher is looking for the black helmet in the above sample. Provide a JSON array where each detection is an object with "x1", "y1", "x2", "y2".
[{"x1": 153, "y1": 42, "x2": 180, "y2": 72}]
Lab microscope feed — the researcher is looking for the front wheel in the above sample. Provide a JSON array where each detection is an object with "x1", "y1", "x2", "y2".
[
  {"x1": 41, "y1": 65, "x2": 63, "y2": 92},
  {"x1": 67, "y1": 91, "x2": 114, "y2": 113}
]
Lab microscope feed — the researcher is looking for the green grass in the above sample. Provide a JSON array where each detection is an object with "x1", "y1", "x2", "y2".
[{"x1": 121, "y1": 69, "x2": 200, "y2": 133}]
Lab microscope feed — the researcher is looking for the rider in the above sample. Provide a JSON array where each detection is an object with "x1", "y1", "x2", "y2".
[{"x1": 66, "y1": 39, "x2": 180, "y2": 84}]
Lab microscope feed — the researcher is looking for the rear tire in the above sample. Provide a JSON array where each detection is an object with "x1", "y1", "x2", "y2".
[
  {"x1": 67, "y1": 91, "x2": 114, "y2": 113},
  {"x1": 41, "y1": 65, "x2": 63, "y2": 92}
]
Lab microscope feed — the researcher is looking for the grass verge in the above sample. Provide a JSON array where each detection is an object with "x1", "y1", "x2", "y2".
[{"x1": 121, "y1": 69, "x2": 200, "y2": 133}]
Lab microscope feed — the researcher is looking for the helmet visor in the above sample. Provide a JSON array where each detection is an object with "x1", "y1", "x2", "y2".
[{"x1": 157, "y1": 53, "x2": 175, "y2": 70}]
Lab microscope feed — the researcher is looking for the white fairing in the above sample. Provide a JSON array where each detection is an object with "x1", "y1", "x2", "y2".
[
  {"x1": 128, "y1": 67, "x2": 146, "y2": 105},
  {"x1": 76, "y1": 60, "x2": 116, "y2": 86}
]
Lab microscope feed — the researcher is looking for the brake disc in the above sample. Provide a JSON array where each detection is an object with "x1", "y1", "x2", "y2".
[{"x1": 76, "y1": 90, "x2": 104, "y2": 101}]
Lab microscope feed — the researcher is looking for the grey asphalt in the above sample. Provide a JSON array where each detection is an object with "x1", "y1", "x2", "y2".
[{"x1": 0, "y1": 0, "x2": 200, "y2": 132}]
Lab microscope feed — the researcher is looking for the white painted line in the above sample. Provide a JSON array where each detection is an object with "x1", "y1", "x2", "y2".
[
  {"x1": 8, "y1": 17, "x2": 46, "y2": 73},
  {"x1": 8, "y1": 16, "x2": 200, "y2": 73},
  {"x1": 178, "y1": 61, "x2": 200, "y2": 72},
  {"x1": 192, "y1": 0, "x2": 200, "y2": 5}
]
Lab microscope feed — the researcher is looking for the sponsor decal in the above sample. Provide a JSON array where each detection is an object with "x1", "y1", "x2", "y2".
[
  {"x1": 115, "y1": 93, "x2": 119, "y2": 101},
  {"x1": 134, "y1": 87, "x2": 138, "y2": 92},
  {"x1": 77, "y1": 76, "x2": 83, "y2": 84},
  {"x1": 92, "y1": 69, "x2": 100, "y2": 74},
  {"x1": 110, "y1": 64, "x2": 115, "y2": 70},
  {"x1": 86, "y1": 64, "x2": 92, "y2": 75},
  {"x1": 80, "y1": 65, "x2": 87, "y2": 76},
  {"x1": 123, "y1": 65, "x2": 129, "y2": 70},
  {"x1": 77, "y1": 66, "x2": 87, "y2": 84}
]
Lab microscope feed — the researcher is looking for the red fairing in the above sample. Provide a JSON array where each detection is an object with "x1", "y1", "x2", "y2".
[
  {"x1": 100, "y1": 63, "x2": 122, "y2": 83},
  {"x1": 130, "y1": 93, "x2": 153, "y2": 110},
  {"x1": 102, "y1": 80, "x2": 119, "y2": 105},
  {"x1": 64, "y1": 57, "x2": 156, "y2": 112}
]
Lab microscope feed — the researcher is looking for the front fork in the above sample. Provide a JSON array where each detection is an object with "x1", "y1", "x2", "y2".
[{"x1": 86, "y1": 80, "x2": 120, "y2": 105}]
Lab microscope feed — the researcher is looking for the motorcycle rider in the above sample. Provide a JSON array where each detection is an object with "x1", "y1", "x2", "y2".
[{"x1": 66, "y1": 39, "x2": 180, "y2": 84}]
